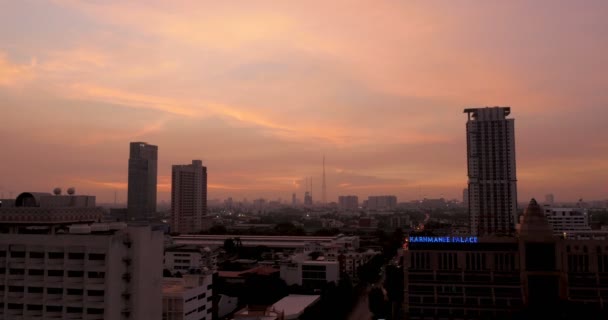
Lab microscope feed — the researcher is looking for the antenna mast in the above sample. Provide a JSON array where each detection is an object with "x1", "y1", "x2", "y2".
[{"x1": 322, "y1": 156, "x2": 326, "y2": 204}]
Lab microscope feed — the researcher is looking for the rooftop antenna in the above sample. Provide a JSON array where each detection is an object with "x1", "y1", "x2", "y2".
[{"x1": 322, "y1": 156, "x2": 326, "y2": 204}]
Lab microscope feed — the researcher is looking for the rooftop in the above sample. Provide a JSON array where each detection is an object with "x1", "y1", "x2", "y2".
[{"x1": 272, "y1": 295, "x2": 320, "y2": 320}]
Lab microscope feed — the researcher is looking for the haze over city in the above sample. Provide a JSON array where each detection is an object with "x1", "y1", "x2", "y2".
[{"x1": 1, "y1": 1, "x2": 607, "y2": 203}]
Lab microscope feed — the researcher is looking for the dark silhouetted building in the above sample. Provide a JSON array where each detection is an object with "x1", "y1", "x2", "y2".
[
  {"x1": 464, "y1": 107, "x2": 517, "y2": 236},
  {"x1": 403, "y1": 199, "x2": 608, "y2": 319},
  {"x1": 171, "y1": 160, "x2": 207, "y2": 234},
  {"x1": 127, "y1": 142, "x2": 158, "y2": 220}
]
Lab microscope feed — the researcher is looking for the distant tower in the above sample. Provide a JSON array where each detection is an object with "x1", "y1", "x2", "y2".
[
  {"x1": 322, "y1": 156, "x2": 327, "y2": 204},
  {"x1": 464, "y1": 107, "x2": 517, "y2": 236},
  {"x1": 171, "y1": 160, "x2": 207, "y2": 234},
  {"x1": 127, "y1": 142, "x2": 158, "y2": 220}
]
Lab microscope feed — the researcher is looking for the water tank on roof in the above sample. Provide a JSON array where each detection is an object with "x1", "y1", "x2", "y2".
[
  {"x1": 69, "y1": 225, "x2": 91, "y2": 234},
  {"x1": 53, "y1": 188, "x2": 62, "y2": 195},
  {"x1": 67, "y1": 187, "x2": 76, "y2": 195}
]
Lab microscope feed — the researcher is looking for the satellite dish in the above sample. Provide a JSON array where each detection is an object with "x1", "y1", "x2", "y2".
[
  {"x1": 67, "y1": 187, "x2": 76, "y2": 195},
  {"x1": 53, "y1": 188, "x2": 62, "y2": 195}
]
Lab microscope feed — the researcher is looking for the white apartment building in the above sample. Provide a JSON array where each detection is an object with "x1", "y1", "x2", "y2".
[
  {"x1": 543, "y1": 206, "x2": 591, "y2": 236},
  {"x1": 0, "y1": 191, "x2": 164, "y2": 320},
  {"x1": 464, "y1": 107, "x2": 518, "y2": 236},
  {"x1": 162, "y1": 274, "x2": 213, "y2": 320},
  {"x1": 164, "y1": 245, "x2": 217, "y2": 275},
  {"x1": 280, "y1": 253, "x2": 339, "y2": 289}
]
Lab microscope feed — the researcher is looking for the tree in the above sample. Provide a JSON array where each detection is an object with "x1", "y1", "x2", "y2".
[
  {"x1": 223, "y1": 238, "x2": 236, "y2": 254},
  {"x1": 162, "y1": 269, "x2": 172, "y2": 277}
]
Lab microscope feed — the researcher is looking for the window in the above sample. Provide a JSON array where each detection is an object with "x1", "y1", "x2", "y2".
[
  {"x1": 68, "y1": 252, "x2": 85, "y2": 260},
  {"x1": 68, "y1": 271, "x2": 84, "y2": 277},
  {"x1": 87, "y1": 308, "x2": 104, "y2": 315},
  {"x1": 46, "y1": 305, "x2": 62, "y2": 312},
  {"x1": 67, "y1": 289, "x2": 84, "y2": 295},
  {"x1": 88, "y1": 271, "x2": 105, "y2": 279},
  {"x1": 87, "y1": 290, "x2": 104, "y2": 297},
  {"x1": 29, "y1": 252, "x2": 44, "y2": 259},
  {"x1": 198, "y1": 293, "x2": 206, "y2": 299},
  {"x1": 28, "y1": 269, "x2": 44, "y2": 276},
  {"x1": 88, "y1": 253, "x2": 106, "y2": 261},
  {"x1": 9, "y1": 286, "x2": 24, "y2": 292},
  {"x1": 10, "y1": 251, "x2": 25, "y2": 258},
  {"x1": 47, "y1": 288, "x2": 63, "y2": 295},
  {"x1": 8, "y1": 303, "x2": 22, "y2": 310},
  {"x1": 9, "y1": 268, "x2": 25, "y2": 275},
  {"x1": 66, "y1": 307, "x2": 83, "y2": 313},
  {"x1": 48, "y1": 252, "x2": 64, "y2": 259},
  {"x1": 27, "y1": 304, "x2": 43, "y2": 311},
  {"x1": 27, "y1": 287, "x2": 43, "y2": 294}
]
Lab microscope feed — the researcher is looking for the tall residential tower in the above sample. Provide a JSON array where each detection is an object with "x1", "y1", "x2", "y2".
[
  {"x1": 127, "y1": 142, "x2": 158, "y2": 220},
  {"x1": 171, "y1": 160, "x2": 208, "y2": 234},
  {"x1": 464, "y1": 107, "x2": 517, "y2": 236}
]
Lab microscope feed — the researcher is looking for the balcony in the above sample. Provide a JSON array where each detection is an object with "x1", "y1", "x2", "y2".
[
  {"x1": 122, "y1": 257, "x2": 132, "y2": 266},
  {"x1": 45, "y1": 276, "x2": 63, "y2": 283}
]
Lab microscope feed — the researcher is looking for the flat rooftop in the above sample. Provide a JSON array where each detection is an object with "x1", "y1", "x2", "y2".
[{"x1": 272, "y1": 295, "x2": 320, "y2": 320}]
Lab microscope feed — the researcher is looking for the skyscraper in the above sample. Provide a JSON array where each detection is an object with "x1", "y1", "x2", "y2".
[
  {"x1": 171, "y1": 160, "x2": 207, "y2": 234},
  {"x1": 127, "y1": 142, "x2": 158, "y2": 220},
  {"x1": 463, "y1": 188, "x2": 469, "y2": 208},
  {"x1": 464, "y1": 107, "x2": 517, "y2": 236}
]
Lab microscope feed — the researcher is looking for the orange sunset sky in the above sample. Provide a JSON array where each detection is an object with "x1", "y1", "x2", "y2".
[{"x1": 1, "y1": 1, "x2": 607, "y2": 203}]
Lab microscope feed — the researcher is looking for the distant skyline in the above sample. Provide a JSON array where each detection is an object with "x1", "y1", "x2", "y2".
[{"x1": 1, "y1": 1, "x2": 607, "y2": 203}]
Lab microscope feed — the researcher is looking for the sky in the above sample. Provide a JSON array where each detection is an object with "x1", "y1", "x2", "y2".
[{"x1": 1, "y1": 0, "x2": 607, "y2": 204}]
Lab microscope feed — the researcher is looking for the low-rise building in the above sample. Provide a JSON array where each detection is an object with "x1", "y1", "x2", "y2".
[
  {"x1": 280, "y1": 252, "x2": 339, "y2": 289},
  {"x1": 543, "y1": 205, "x2": 591, "y2": 236},
  {"x1": 164, "y1": 244, "x2": 217, "y2": 274},
  {"x1": 162, "y1": 274, "x2": 213, "y2": 320}
]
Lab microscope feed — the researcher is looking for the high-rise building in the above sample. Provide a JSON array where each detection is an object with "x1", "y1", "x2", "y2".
[
  {"x1": 304, "y1": 192, "x2": 313, "y2": 206},
  {"x1": 338, "y1": 195, "x2": 359, "y2": 211},
  {"x1": 464, "y1": 107, "x2": 517, "y2": 236},
  {"x1": 292, "y1": 193, "x2": 297, "y2": 206},
  {"x1": 0, "y1": 191, "x2": 163, "y2": 320},
  {"x1": 127, "y1": 142, "x2": 158, "y2": 220},
  {"x1": 171, "y1": 160, "x2": 207, "y2": 234}
]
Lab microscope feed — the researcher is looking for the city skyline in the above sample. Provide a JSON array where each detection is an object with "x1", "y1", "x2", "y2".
[{"x1": 1, "y1": 1, "x2": 608, "y2": 203}]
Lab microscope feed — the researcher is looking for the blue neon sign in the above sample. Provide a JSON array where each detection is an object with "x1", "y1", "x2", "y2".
[{"x1": 408, "y1": 236, "x2": 478, "y2": 243}]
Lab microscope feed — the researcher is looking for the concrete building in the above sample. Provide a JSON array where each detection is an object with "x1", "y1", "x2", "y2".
[
  {"x1": 173, "y1": 234, "x2": 359, "y2": 251},
  {"x1": 128, "y1": 142, "x2": 158, "y2": 220},
  {"x1": 403, "y1": 199, "x2": 608, "y2": 319},
  {"x1": 171, "y1": 160, "x2": 207, "y2": 234},
  {"x1": 164, "y1": 245, "x2": 217, "y2": 275},
  {"x1": 280, "y1": 252, "x2": 339, "y2": 289},
  {"x1": 162, "y1": 274, "x2": 213, "y2": 320},
  {"x1": 543, "y1": 205, "x2": 591, "y2": 236},
  {"x1": 367, "y1": 195, "x2": 397, "y2": 211},
  {"x1": 464, "y1": 107, "x2": 517, "y2": 236},
  {"x1": 0, "y1": 192, "x2": 164, "y2": 320},
  {"x1": 338, "y1": 195, "x2": 359, "y2": 211},
  {"x1": 272, "y1": 295, "x2": 320, "y2": 320}
]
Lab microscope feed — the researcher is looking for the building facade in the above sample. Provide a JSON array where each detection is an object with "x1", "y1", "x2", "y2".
[
  {"x1": 543, "y1": 205, "x2": 591, "y2": 236},
  {"x1": 164, "y1": 245, "x2": 217, "y2": 275},
  {"x1": 464, "y1": 107, "x2": 517, "y2": 236},
  {"x1": 338, "y1": 196, "x2": 359, "y2": 211},
  {"x1": 0, "y1": 192, "x2": 163, "y2": 320},
  {"x1": 171, "y1": 160, "x2": 207, "y2": 234},
  {"x1": 128, "y1": 142, "x2": 158, "y2": 220},
  {"x1": 367, "y1": 196, "x2": 397, "y2": 211},
  {"x1": 162, "y1": 274, "x2": 213, "y2": 320},
  {"x1": 403, "y1": 199, "x2": 608, "y2": 319}
]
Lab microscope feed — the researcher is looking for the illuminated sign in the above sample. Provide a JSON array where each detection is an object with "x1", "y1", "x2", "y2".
[{"x1": 408, "y1": 236, "x2": 478, "y2": 243}]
